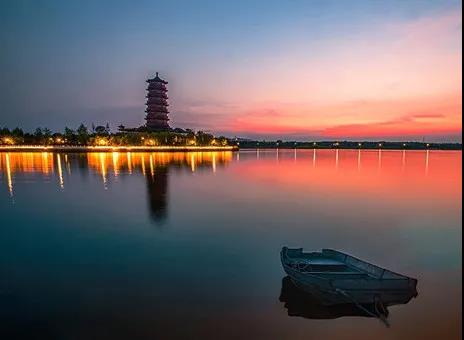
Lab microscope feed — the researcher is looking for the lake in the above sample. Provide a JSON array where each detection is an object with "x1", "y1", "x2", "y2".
[{"x1": 0, "y1": 149, "x2": 461, "y2": 339}]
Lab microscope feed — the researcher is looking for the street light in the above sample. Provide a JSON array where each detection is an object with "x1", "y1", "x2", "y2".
[{"x1": 2, "y1": 137, "x2": 14, "y2": 145}]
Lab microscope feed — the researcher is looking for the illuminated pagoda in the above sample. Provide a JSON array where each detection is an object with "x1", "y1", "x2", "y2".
[{"x1": 145, "y1": 72, "x2": 170, "y2": 131}]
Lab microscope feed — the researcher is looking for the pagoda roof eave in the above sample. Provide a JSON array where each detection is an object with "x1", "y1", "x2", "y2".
[
  {"x1": 146, "y1": 79, "x2": 168, "y2": 84},
  {"x1": 146, "y1": 73, "x2": 168, "y2": 84}
]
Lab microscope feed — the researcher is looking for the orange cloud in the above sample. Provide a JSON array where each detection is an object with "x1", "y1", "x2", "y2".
[{"x1": 222, "y1": 93, "x2": 461, "y2": 140}]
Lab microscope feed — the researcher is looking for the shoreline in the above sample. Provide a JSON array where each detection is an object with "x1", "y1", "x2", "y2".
[
  {"x1": 239, "y1": 146, "x2": 462, "y2": 151},
  {"x1": 0, "y1": 145, "x2": 239, "y2": 152},
  {"x1": 0, "y1": 145, "x2": 461, "y2": 152}
]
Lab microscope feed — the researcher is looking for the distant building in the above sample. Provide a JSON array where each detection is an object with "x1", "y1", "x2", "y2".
[{"x1": 145, "y1": 72, "x2": 170, "y2": 131}]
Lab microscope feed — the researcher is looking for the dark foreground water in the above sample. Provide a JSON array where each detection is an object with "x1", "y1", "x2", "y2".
[{"x1": 0, "y1": 150, "x2": 461, "y2": 339}]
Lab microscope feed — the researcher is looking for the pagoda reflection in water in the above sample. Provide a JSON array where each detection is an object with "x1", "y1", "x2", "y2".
[
  {"x1": 145, "y1": 165, "x2": 168, "y2": 223},
  {"x1": 0, "y1": 152, "x2": 232, "y2": 224},
  {"x1": 89, "y1": 152, "x2": 232, "y2": 224}
]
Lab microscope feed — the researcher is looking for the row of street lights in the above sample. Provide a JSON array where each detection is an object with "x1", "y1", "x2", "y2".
[{"x1": 242, "y1": 141, "x2": 432, "y2": 149}]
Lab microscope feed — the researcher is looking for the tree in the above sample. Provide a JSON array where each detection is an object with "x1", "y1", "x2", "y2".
[
  {"x1": 185, "y1": 129, "x2": 195, "y2": 137},
  {"x1": 218, "y1": 136, "x2": 228, "y2": 146},
  {"x1": 12, "y1": 127, "x2": 24, "y2": 137},
  {"x1": 77, "y1": 123, "x2": 88, "y2": 135},
  {"x1": 64, "y1": 127, "x2": 74, "y2": 137},
  {"x1": 34, "y1": 128, "x2": 44, "y2": 144},
  {"x1": 41, "y1": 128, "x2": 52, "y2": 145},
  {"x1": 196, "y1": 131, "x2": 214, "y2": 145},
  {"x1": 34, "y1": 128, "x2": 43, "y2": 137},
  {"x1": 77, "y1": 123, "x2": 89, "y2": 145},
  {"x1": 64, "y1": 127, "x2": 75, "y2": 144},
  {"x1": 43, "y1": 128, "x2": 52, "y2": 137},
  {"x1": 0, "y1": 127, "x2": 11, "y2": 136},
  {"x1": 95, "y1": 125, "x2": 107, "y2": 135}
]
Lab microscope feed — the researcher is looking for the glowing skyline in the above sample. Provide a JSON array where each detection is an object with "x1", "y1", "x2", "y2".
[{"x1": 0, "y1": 0, "x2": 461, "y2": 141}]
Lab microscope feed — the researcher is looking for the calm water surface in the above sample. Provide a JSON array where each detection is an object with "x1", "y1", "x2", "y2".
[{"x1": 0, "y1": 150, "x2": 461, "y2": 339}]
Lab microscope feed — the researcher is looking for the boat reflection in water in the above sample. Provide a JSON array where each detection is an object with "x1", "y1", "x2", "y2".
[
  {"x1": 279, "y1": 276, "x2": 392, "y2": 320},
  {"x1": 280, "y1": 271, "x2": 417, "y2": 326}
]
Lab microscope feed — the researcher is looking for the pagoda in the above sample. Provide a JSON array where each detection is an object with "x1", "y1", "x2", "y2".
[{"x1": 145, "y1": 72, "x2": 170, "y2": 131}]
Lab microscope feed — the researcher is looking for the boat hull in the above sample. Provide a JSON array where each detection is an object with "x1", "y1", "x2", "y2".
[{"x1": 281, "y1": 248, "x2": 418, "y2": 306}]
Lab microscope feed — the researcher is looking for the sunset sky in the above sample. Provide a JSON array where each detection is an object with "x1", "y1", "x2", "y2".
[{"x1": 0, "y1": 0, "x2": 462, "y2": 141}]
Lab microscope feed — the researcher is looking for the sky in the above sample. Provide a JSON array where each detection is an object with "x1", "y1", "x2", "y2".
[{"x1": 0, "y1": 0, "x2": 462, "y2": 141}]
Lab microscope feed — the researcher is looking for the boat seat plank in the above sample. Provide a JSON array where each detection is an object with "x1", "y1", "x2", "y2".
[
  {"x1": 304, "y1": 271, "x2": 367, "y2": 275},
  {"x1": 296, "y1": 259, "x2": 344, "y2": 265}
]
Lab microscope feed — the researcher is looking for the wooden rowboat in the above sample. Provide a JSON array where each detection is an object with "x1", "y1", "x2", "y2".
[{"x1": 280, "y1": 247, "x2": 418, "y2": 307}]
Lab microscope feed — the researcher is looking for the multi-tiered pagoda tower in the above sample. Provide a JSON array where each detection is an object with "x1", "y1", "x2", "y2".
[{"x1": 145, "y1": 72, "x2": 170, "y2": 131}]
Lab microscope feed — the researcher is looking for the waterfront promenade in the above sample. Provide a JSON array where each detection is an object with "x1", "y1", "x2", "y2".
[{"x1": 0, "y1": 145, "x2": 239, "y2": 152}]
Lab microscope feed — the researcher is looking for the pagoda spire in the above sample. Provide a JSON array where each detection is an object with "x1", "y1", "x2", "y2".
[{"x1": 145, "y1": 72, "x2": 170, "y2": 131}]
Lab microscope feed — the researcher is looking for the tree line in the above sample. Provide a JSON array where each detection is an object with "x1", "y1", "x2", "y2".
[{"x1": 0, "y1": 124, "x2": 229, "y2": 147}]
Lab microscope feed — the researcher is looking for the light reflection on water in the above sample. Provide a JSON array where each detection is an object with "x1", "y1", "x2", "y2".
[{"x1": 0, "y1": 150, "x2": 461, "y2": 339}]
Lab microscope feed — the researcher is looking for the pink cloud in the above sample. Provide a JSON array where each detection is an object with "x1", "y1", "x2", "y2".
[{"x1": 172, "y1": 10, "x2": 462, "y2": 140}]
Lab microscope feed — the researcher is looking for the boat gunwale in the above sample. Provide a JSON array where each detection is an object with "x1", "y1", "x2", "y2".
[
  {"x1": 281, "y1": 261, "x2": 415, "y2": 286},
  {"x1": 321, "y1": 248, "x2": 416, "y2": 281},
  {"x1": 281, "y1": 247, "x2": 417, "y2": 282}
]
